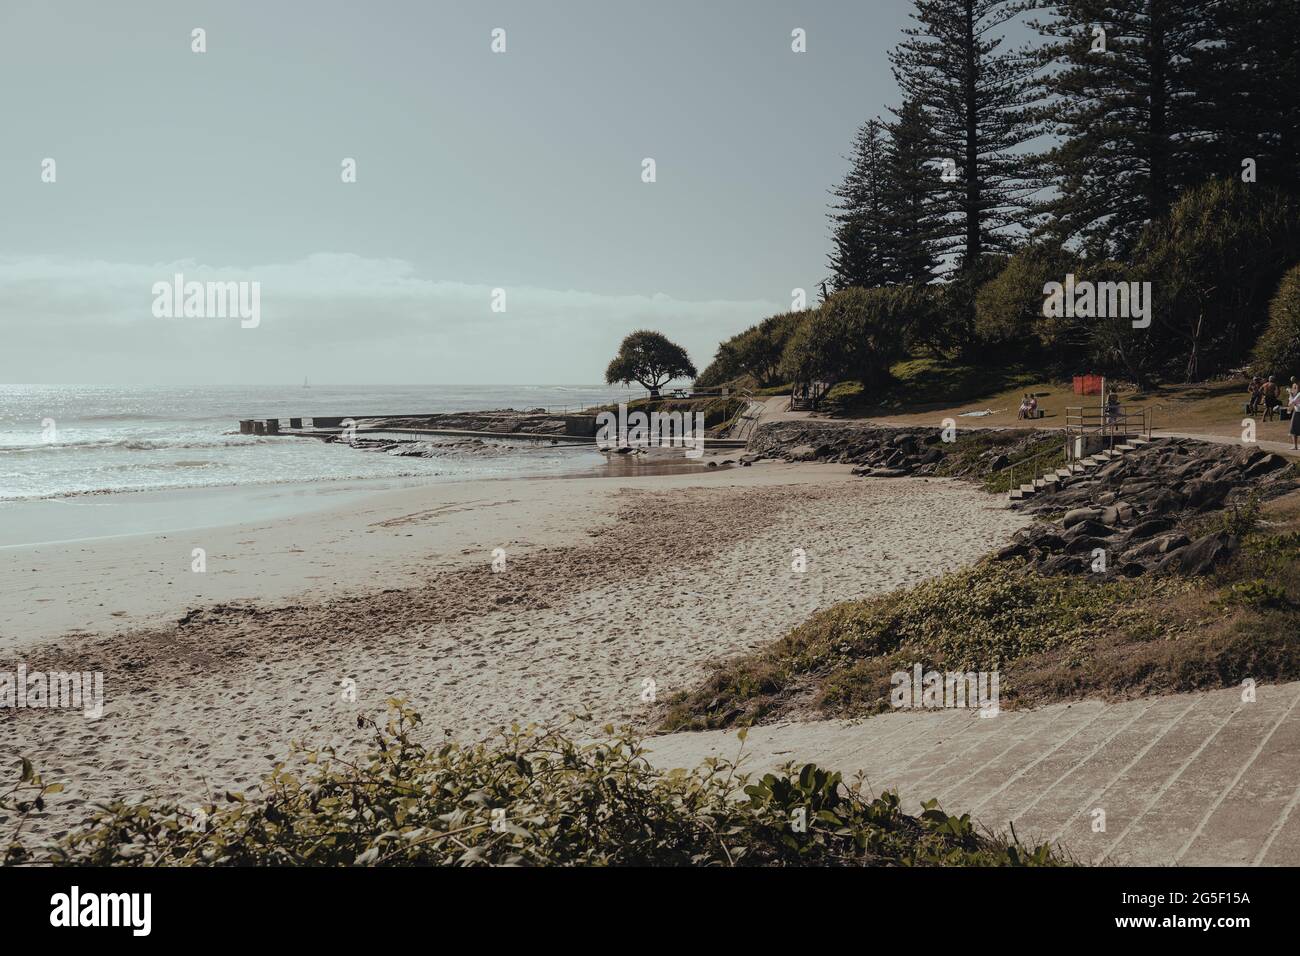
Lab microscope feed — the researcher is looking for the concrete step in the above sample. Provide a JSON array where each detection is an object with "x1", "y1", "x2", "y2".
[
  {"x1": 1019, "y1": 483, "x2": 1037, "y2": 496},
  {"x1": 1055, "y1": 469, "x2": 1074, "y2": 479}
]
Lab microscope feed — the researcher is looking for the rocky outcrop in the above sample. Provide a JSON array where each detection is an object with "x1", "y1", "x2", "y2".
[
  {"x1": 749, "y1": 421, "x2": 1055, "y2": 478},
  {"x1": 340, "y1": 436, "x2": 551, "y2": 459},
  {"x1": 752, "y1": 422, "x2": 1297, "y2": 580},
  {"x1": 999, "y1": 441, "x2": 1296, "y2": 577},
  {"x1": 355, "y1": 410, "x2": 571, "y2": 435}
]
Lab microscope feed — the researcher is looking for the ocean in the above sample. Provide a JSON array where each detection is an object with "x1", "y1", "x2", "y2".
[{"x1": 0, "y1": 384, "x2": 636, "y2": 501}]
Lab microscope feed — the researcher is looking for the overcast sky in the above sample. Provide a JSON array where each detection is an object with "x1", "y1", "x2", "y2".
[{"x1": 2, "y1": 0, "x2": 928, "y2": 385}]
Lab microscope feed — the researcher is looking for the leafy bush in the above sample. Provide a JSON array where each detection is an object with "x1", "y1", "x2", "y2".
[
  {"x1": 1216, "y1": 579, "x2": 1289, "y2": 610},
  {"x1": 3, "y1": 703, "x2": 1063, "y2": 867},
  {"x1": 697, "y1": 311, "x2": 810, "y2": 388},
  {"x1": 780, "y1": 286, "x2": 921, "y2": 387},
  {"x1": 974, "y1": 242, "x2": 1081, "y2": 360},
  {"x1": 1133, "y1": 180, "x2": 1300, "y2": 382},
  {"x1": 1218, "y1": 490, "x2": 1264, "y2": 537},
  {"x1": 1252, "y1": 262, "x2": 1300, "y2": 380}
]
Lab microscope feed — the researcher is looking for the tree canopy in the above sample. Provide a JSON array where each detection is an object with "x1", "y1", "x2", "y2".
[{"x1": 605, "y1": 331, "x2": 697, "y2": 396}]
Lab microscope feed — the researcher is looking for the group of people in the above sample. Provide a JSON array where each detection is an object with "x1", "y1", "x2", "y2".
[
  {"x1": 1246, "y1": 375, "x2": 1300, "y2": 449},
  {"x1": 1007, "y1": 378, "x2": 1300, "y2": 449}
]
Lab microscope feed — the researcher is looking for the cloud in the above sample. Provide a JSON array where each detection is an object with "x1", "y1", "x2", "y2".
[{"x1": 0, "y1": 254, "x2": 780, "y2": 384}]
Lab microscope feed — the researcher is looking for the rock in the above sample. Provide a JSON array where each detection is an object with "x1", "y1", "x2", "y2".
[
  {"x1": 789, "y1": 444, "x2": 818, "y2": 461},
  {"x1": 1041, "y1": 554, "x2": 1085, "y2": 575},
  {"x1": 1122, "y1": 532, "x2": 1190, "y2": 561},
  {"x1": 1031, "y1": 533, "x2": 1067, "y2": 553},
  {"x1": 1063, "y1": 507, "x2": 1103, "y2": 528},
  {"x1": 1156, "y1": 531, "x2": 1239, "y2": 576},
  {"x1": 1065, "y1": 535, "x2": 1109, "y2": 555},
  {"x1": 1245, "y1": 453, "x2": 1288, "y2": 478},
  {"x1": 1127, "y1": 518, "x2": 1175, "y2": 542},
  {"x1": 1202, "y1": 462, "x2": 1237, "y2": 482},
  {"x1": 862, "y1": 467, "x2": 909, "y2": 478},
  {"x1": 1063, "y1": 519, "x2": 1111, "y2": 541},
  {"x1": 1145, "y1": 489, "x2": 1186, "y2": 515},
  {"x1": 1183, "y1": 479, "x2": 1233, "y2": 511},
  {"x1": 995, "y1": 542, "x2": 1031, "y2": 561},
  {"x1": 1098, "y1": 506, "x2": 1121, "y2": 526}
]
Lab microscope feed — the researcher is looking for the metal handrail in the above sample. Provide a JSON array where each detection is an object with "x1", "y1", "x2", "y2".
[
  {"x1": 1000, "y1": 443, "x2": 1066, "y2": 495},
  {"x1": 999, "y1": 404, "x2": 1154, "y2": 497},
  {"x1": 1064, "y1": 404, "x2": 1152, "y2": 444}
]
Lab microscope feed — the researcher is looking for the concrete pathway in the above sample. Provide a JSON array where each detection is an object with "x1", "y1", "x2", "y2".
[{"x1": 647, "y1": 681, "x2": 1300, "y2": 865}]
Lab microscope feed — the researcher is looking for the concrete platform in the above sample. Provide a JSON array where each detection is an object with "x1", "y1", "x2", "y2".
[{"x1": 646, "y1": 681, "x2": 1300, "y2": 865}]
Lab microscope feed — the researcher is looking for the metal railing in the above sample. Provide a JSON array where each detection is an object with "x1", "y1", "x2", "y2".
[
  {"x1": 1064, "y1": 404, "x2": 1152, "y2": 446},
  {"x1": 1001, "y1": 443, "x2": 1066, "y2": 496},
  {"x1": 1000, "y1": 404, "x2": 1152, "y2": 495},
  {"x1": 533, "y1": 387, "x2": 742, "y2": 417},
  {"x1": 789, "y1": 381, "x2": 830, "y2": 412}
]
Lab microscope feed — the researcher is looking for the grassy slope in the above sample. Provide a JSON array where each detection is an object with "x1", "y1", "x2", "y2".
[
  {"x1": 660, "y1": 488, "x2": 1300, "y2": 733},
  {"x1": 814, "y1": 359, "x2": 1298, "y2": 446}
]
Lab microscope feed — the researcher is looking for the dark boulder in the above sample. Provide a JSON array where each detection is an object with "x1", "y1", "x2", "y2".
[
  {"x1": 1245, "y1": 453, "x2": 1288, "y2": 478},
  {"x1": 1063, "y1": 507, "x2": 1103, "y2": 528},
  {"x1": 1182, "y1": 479, "x2": 1233, "y2": 511},
  {"x1": 1126, "y1": 518, "x2": 1174, "y2": 542},
  {"x1": 1156, "y1": 531, "x2": 1239, "y2": 576}
]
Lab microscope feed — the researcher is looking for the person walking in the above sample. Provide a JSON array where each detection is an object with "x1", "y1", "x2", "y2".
[{"x1": 1289, "y1": 379, "x2": 1300, "y2": 450}]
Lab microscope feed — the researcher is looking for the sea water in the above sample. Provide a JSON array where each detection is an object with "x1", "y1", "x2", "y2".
[{"x1": 0, "y1": 383, "x2": 633, "y2": 501}]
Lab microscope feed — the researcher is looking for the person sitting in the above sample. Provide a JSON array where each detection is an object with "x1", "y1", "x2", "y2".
[
  {"x1": 1246, "y1": 376, "x2": 1263, "y2": 415},
  {"x1": 1026, "y1": 395, "x2": 1038, "y2": 418},
  {"x1": 1017, "y1": 394, "x2": 1031, "y2": 420}
]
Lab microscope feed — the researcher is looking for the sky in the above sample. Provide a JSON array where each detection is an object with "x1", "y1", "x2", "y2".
[{"x1": 3, "y1": 0, "x2": 934, "y2": 385}]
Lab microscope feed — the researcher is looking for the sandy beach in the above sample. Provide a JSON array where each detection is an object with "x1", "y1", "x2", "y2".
[{"x1": 3, "y1": 461, "x2": 1026, "y2": 839}]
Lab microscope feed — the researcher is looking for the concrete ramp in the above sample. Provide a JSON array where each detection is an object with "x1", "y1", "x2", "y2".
[{"x1": 646, "y1": 681, "x2": 1300, "y2": 865}]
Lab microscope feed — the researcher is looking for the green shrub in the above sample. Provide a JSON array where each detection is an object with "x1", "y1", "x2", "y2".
[
  {"x1": 4, "y1": 703, "x2": 1064, "y2": 867},
  {"x1": 1216, "y1": 579, "x2": 1290, "y2": 610},
  {"x1": 780, "y1": 286, "x2": 921, "y2": 387},
  {"x1": 1252, "y1": 262, "x2": 1300, "y2": 380},
  {"x1": 1219, "y1": 490, "x2": 1264, "y2": 537},
  {"x1": 1133, "y1": 180, "x2": 1300, "y2": 381},
  {"x1": 698, "y1": 311, "x2": 810, "y2": 388},
  {"x1": 661, "y1": 561, "x2": 1170, "y2": 729},
  {"x1": 974, "y1": 243, "x2": 1081, "y2": 359}
]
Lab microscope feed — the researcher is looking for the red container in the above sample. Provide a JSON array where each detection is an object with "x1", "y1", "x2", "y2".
[{"x1": 1073, "y1": 374, "x2": 1103, "y2": 396}]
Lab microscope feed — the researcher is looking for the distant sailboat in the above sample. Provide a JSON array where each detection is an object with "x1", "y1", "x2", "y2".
[{"x1": 303, "y1": 377, "x2": 310, "y2": 389}]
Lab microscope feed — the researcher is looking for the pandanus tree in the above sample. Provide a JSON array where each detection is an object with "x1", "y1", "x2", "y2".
[{"x1": 605, "y1": 330, "x2": 697, "y2": 397}]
